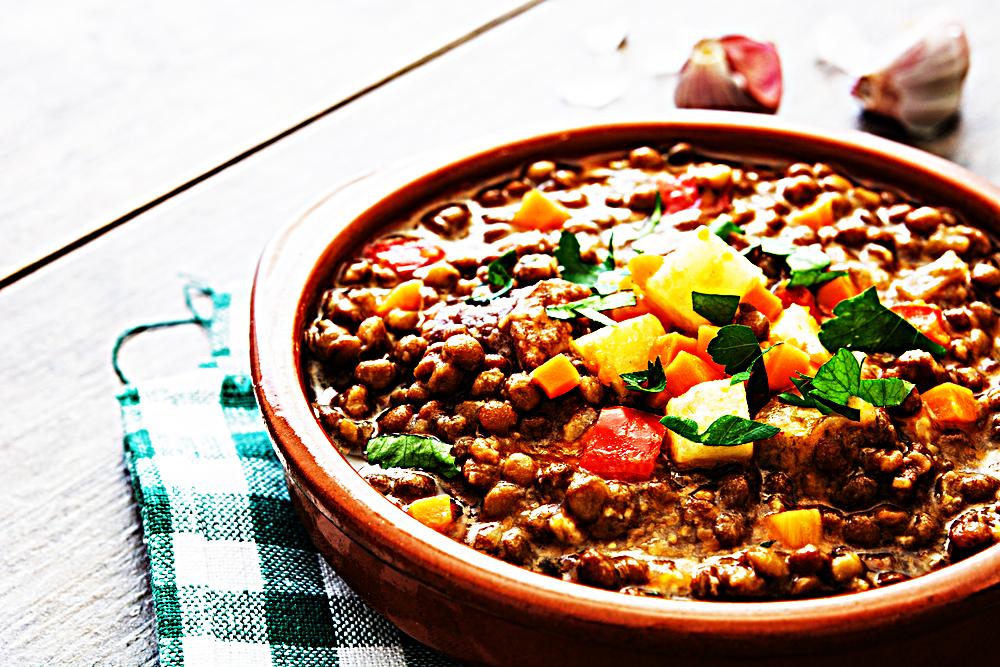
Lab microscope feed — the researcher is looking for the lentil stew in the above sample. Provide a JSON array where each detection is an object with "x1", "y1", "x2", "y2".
[{"x1": 302, "y1": 142, "x2": 1000, "y2": 602}]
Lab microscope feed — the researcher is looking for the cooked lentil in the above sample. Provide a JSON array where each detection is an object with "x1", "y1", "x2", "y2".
[{"x1": 303, "y1": 144, "x2": 1000, "y2": 601}]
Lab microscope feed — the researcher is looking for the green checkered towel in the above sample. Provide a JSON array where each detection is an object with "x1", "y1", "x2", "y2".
[{"x1": 116, "y1": 283, "x2": 457, "y2": 667}]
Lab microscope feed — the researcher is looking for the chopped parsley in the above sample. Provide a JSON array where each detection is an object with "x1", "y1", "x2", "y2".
[
  {"x1": 545, "y1": 291, "x2": 636, "y2": 327},
  {"x1": 555, "y1": 231, "x2": 616, "y2": 287},
  {"x1": 620, "y1": 357, "x2": 667, "y2": 393},
  {"x1": 705, "y1": 324, "x2": 780, "y2": 396},
  {"x1": 692, "y1": 292, "x2": 740, "y2": 326},
  {"x1": 778, "y1": 348, "x2": 914, "y2": 421},
  {"x1": 741, "y1": 236, "x2": 797, "y2": 257},
  {"x1": 818, "y1": 287, "x2": 948, "y2": 358},
  {"x1": 708, "y1": 215, "x2": 742, "y2": 240},
  {"x1": 366, "y1": 434, "x2": 460, "y2": 479},
  {"x1": 786, "y1": 247, "x2": 848, "y2": 288},
  {"x1": 660, "y1": 414, "x2": 780, "y2": 447},
  {"x1": 633, "y1": 192, "x2": 663, "y2": 239},
  {"x1": 466, "y1": 250, "x2": 517, "y2": 304}
]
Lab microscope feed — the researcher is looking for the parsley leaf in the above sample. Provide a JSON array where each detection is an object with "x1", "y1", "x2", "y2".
[
  {"x1": 366, "y1": 434, "x2": 460, "y2": 479},
  {"x1": 705, "y1": 325, "x2": 778, "y2": 396},
  {"x1": 786, "y1": 247, "x2": 832, "y2": 274},
  {"x1": 620, "y1": 357, "x2": 667, "y2": 393},
  {"x1": 742, "y1": 237, "x2": 798, "y2": 257},
  {"x1": 545, "y1": 291, "x2": 636, "y2": 326},
  {"x1": 660, "y1": 414, "x2": 780, "y2": 447},
  {"x1": 708, "y1": 215, "x2": 742, "y2": 240},
  {"x1": 809, "y1": 348, "x2": 861, "y2": 405},
  {"x1": 706, "y1": 325, "x2": 761, "y2": 375},
  {"x1": 778, "y1": 349, "x2": 914, "y2": 421},
  {"x1": 858, "y1": 378, "x2": 915, "y2": 406},
  {"x1": 556, "y1": 231, "x2": 615, "y2": 286},
  {"x1": 633, "y1": 192, "x2": 663, "y2": 239},
  {"x1": 692, "y1": 292, "x2": 740, "y2": 326},
  {"x1": 818, "y1": 287, "x2": 948, "y2": 358},
  {"x1": 466, "y1": 250, "x2": 517, "y2": 304},
  {"x1": 786, "y1": 247, "x2": 848, "y2": 288}
]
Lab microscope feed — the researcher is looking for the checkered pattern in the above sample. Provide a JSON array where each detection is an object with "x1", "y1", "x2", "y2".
[{"x1": 118, "y1": 287, "x2": 457, "y2": 666}]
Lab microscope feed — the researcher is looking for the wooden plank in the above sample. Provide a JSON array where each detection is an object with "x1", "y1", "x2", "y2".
[
  {"x1": 2, "y1": 0, "x2": 999, "y2": 663},
  {"x1": 0, "y1": 0, "x2": 535, "y2": 283}
]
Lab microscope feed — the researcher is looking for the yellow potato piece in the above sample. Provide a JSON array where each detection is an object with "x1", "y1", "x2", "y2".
[
  {"x1": 665, "y1": 379, "x2": 753, "y2": 469},
  {"x1": 768, "y1": 304, "x2": 831, "y2": 365},
  {"x1": 631, "y1": 227, "x2": 766, "y2": 336},
  {"x1": 571, "y1": 313, "x2": 665, "y2": 385}
]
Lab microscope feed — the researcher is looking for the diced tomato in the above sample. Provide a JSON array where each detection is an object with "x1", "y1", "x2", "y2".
[
  {"x1": 890, "y1": 303, "x2": 951, "y2": 346},
  {"x1": 654, "y1": 173, "x2": 731, "y2": 216},
  {"x1": 363, "y1": 237, "x2": 445, "y2": 277},
  {"x1": 655, "y1": 174, "x2": 700, "y2": 214},
  {"x1": 774, "y1": 284, "x2": 819, "y2": 321},
  {"x1": 578, "y1": 407, "x2": 666, "y2": 482}
]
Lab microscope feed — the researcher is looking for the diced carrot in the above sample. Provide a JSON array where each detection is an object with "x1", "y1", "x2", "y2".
[
  {"x1": 662, "y1": 350, "x2": 725, "y2": 398},
  {"x1": 408, "y1": 495, "x2": 455, "y2": 533},
  {"x1": 764, "y1": 508, "x2": 823, "y2": 549},
  {"x1": 648, "y1": 332, "x2": 699, "y2": 367},
  {"x1": 695, "y1": 325, "x2": 727, "y2": 374},
  {"x1": 891, "y1": 302, "x2": 950, "y2": 346},
  {"x1": 530, "y1": 354, "x2": 582, "y2": 398},
  {"x1": 377, "y1": 279, "x2": 424, "y2": 315},
  {"x1": 609, "y1": 292, "x2": 651, "y2": 322},
  {"x1": 511, "y1": 189, "x2": 571, "y2": 230},
  {"x1": 786, "y1": 192, "x2": 837, "y2": 230},
  {"x1": 743, "y1": 281, "x2": 784, "y2": 322},
  {"x1": 762, "y1": 343, "x2": 812, "y2": 394},
  {"x1": 626, "y1": 254, "x2": 665, "y2": 286},
  {"x1": 922, "y1": 382, "x2": 979, "y2": 425},
  {"x1": 817, "y1": 275, "x2": 859, "y2": 315}
]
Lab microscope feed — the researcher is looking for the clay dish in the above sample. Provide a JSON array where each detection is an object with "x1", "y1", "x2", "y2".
[{"x1": 251, "y1": 111, "x2": 1000, "y2": 667}]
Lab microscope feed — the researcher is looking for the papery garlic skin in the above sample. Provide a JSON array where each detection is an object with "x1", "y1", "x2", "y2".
[
  {"x1": 675, "y1": 36, "x2": 782, "y2": 114},
  {"x1": 852, "y1": 16, "x2": 970, "y2": 137}
]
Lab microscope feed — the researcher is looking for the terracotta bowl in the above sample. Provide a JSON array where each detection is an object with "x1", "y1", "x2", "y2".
[{"x1": 251, "y1": 111, "x2": 1000, "y2": 667}]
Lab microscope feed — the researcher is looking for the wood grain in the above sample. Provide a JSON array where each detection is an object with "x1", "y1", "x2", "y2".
[
  {"x1": 0, "y1": 0, "x2": 533, "y2": 283},
  {"x1": 2, "y1": 0, "x2": 999, "y2": 664}
]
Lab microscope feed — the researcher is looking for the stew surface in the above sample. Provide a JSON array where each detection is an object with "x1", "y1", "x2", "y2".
[{"x1": 303, "y1": 143, "x2": 1000, "y2": 600}]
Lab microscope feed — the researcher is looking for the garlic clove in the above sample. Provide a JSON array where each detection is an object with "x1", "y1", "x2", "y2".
[
  {"x1": 675, "y1": 36, "x2": 782, "y2": 114},
  {"x1": 851, "y1": 15, "x2": 970, "y2": 137}
]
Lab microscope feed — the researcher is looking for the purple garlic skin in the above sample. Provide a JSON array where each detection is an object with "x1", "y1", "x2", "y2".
[
  {"x1": 852, "y1": 16, "x2": 970, "y2": 137},
  {"x1": 675, "y1": 36, "x2": 782, "y2": 114}
]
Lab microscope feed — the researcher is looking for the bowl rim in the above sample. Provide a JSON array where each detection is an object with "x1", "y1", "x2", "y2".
[{"x1": 251, "y1": 110, "x2": 1000, "y2": 644}]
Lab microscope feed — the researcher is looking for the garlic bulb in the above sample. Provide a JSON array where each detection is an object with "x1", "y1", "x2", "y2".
[
  {"x1": 852, "y1": 15, "x2": 970, "y2": 137},
  {"x1": 675, "y1": 36, "x2": 782, "y2": 114}
]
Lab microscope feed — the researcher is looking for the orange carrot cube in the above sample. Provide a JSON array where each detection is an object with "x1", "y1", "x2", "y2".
[
  {"x1": 922, "y1": 382, "x2": 979, "y2": 425},
  {"x1": 816, "y1": 275, "x2": 859, "y2": 314},
  {"x1": 511, "y1": 189, "x2": 571, "y2": 230},
  {"x1": 743, "y1": 281, "x2": 784, "y2": 322},
  {"x1": 408, "y1": 495, "x2": 455, "y2": 533},
  {"x1": 530, "y1": 354, "x2": 582, "y2": 398},
  {"x1": 662, "y1": 350, "x2": 725, "y2": 398},
  {"x1": 763, "y1": 343, "x2": 812, "y2": 394}
]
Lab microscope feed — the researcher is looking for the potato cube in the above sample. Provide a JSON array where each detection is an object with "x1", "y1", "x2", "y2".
[
  {"x1": 768, "y1": 304, "x2": 831, "y2": 365},
  {"x1": 571, "y1": 314, "x2": 666, "y2": 385},
  {"x1": 665, "y1": 379, "x2": 753, "y2": 469},
  {"x1": 631, "y1": 227, "x2": 766, "y2": 335}
]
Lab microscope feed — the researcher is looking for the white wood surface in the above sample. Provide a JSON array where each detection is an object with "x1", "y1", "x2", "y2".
[
  {"x1": 0, "y1": 0, "x2": 532, "y2": 282},
  {"x1": 2, "y1": 0, "x2": 1000, "y2": 664}
]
